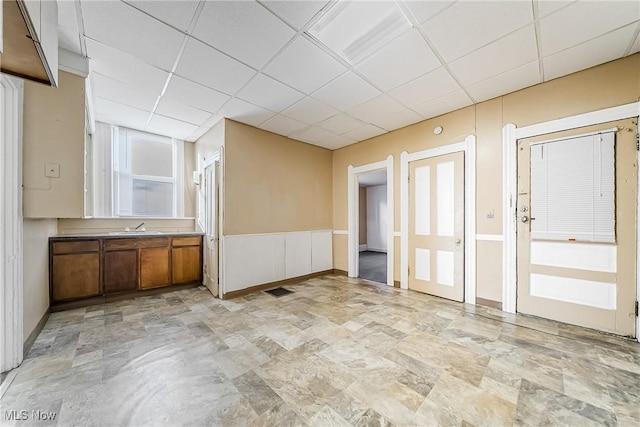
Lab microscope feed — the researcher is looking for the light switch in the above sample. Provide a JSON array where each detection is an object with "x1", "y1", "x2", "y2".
[{"x1": 45, "y1": 163, "x2": 60, "y2": 178}]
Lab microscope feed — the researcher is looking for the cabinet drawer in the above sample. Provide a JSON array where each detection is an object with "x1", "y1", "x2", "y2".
[
  {"x1": 52, "y1": 240, "x2": 99, "y2": 254},
  {"x1": 104, "y1": 237, "x2": 170, "y2": 250},
  {"x1": 172, "y1": 236, "x2": 202, "y2": 247}
]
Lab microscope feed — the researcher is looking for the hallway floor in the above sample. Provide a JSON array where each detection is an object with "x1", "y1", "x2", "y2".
[
  {"x1": 358, "y1": 251, "x2": 387, "y2": 284},
  {"x1": 1, "y1": 274, "x2": 639, "y2": 426}
]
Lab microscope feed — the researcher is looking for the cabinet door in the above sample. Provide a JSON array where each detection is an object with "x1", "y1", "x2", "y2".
[
  {"x1": 104, "y1": 250, "x2": 138, "y2": 293},
  {"x1": 172, "y1": 246, "x2": 202, "y2": 284},
  {"x1": 140, "y1": 247, "x2": 170, "y2": 289},
  {"x1": 52, "y1": 253, "x2": 100, "y2": 301}
]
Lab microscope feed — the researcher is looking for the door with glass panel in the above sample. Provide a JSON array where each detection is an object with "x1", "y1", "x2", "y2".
[
  {"x1": 203, "y1": 161, "x2": 219, "y2": 297},
  {"x1": 516, "y1": 120, "x2": 637, "y2": 336},
  {"x1": 409, "y1": 152, "x2": 465, "y2": 301}
]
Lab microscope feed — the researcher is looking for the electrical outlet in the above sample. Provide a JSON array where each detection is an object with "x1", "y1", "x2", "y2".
[{"x1": 45, "y1": 163, "x2": 60, "y2": 178}]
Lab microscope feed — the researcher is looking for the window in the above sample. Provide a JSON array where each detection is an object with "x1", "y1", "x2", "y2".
[
  {"x1": 90, "y1": 122, "x2": 185, "y2": 218},
  {"x1": 530, "y1": 131, "x2": 615, "y2": 243}
]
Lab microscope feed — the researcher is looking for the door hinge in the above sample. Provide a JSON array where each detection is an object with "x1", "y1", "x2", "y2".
[
  {"x1": 408, "y1": 174, "x2": 410, "y2": 183},
  {"x1": 408, "y1": 266, "x2": 411, "y2": 277},
  {"x1": 635, "y1": 301, "x2": 639, "y2": 317}
]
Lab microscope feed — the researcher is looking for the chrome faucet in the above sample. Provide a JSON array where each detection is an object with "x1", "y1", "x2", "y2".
[{"x1": 134, "y1": 222, "x2": 146, "y2": 231}]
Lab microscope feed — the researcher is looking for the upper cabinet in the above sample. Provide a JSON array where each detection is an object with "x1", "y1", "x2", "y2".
[{"x1": 1, "y1": 0, "x2": 59, "y2": 87}]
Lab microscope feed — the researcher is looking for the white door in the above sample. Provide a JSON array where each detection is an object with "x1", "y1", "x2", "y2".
[
  {"x1": 516, "y1": 120, "x2": 637, "y2": 336},
  {"x1": 408, "y1": 152, "x2": 465, "y2": 301},
  {"x1": 203, "y1": 161, "x2": 219, "y2": 297}
]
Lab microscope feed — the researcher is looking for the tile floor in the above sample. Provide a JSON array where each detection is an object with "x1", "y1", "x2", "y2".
[
  {"x1": 1, "y1": 274, "x2": 639, "y2": 426},
  {"x1": 358, "y1": 252, "x2": 387, "y2": 284}
]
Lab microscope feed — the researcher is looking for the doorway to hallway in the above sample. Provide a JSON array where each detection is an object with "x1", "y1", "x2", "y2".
[{"x1": 358, "y1": 169, "x2": 387, "y2": 285}]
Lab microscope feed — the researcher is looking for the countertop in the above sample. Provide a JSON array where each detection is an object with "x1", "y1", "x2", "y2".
[{"x1": 50, "y1": 231, "x2": 204, "y2": 240}]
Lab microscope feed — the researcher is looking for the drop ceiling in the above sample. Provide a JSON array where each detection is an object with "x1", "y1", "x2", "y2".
[{"x1": 58, "y1": 0, "x2": 640, "y2": 150}]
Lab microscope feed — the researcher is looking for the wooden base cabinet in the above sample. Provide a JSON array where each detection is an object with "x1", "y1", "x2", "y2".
[
  {"x1": 51, "y1": 240, "x2": 100, "y2": 302},
  {"x1": 140, "y1": 247, "x2": 171, "y2": 289},
  {"x1": 104, "y1": 250, "x2": 138, "y2": 293},
  {"x1": 50, "y1": 234, "x2": 203, "y2": 308}
]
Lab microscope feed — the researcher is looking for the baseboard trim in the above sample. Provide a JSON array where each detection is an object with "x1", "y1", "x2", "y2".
[
  {"x1": 476, "y1": 297, "x2": 502, "y2": 310},
  {"x1": 23, "y1": 310, "x2": 50, "y2": 357},
  {"x1": 223, "y1": 270, "x2": 334, "y2": 300},
  {"x1": 394, "y1": 280, "x2": 400, "y2": 288},
  {"x1": 332, "y1": 269, "x2": 348, "y2": 276},
  {"x1": 364, "y1": 248, "x2": 387, "y2": 253},
  {"x1": 359, "y1": 244, "x2": 368, "y2": 252}
]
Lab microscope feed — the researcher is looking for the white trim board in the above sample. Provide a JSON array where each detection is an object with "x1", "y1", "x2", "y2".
[
  {"x1": 0, "y1": 75, "x2": 24, "y2": 373},
  {"x1": 203, "y1": 148, "x2": 225, "y2": 297},
  {"x1": 502, "y1": 101, "x2": 640, "y2": 341},
  {"x1": 401, "y1": 135, "x2": 477, "y2": 304},
  {"x1": 347, "y1": 156, "x2": 394, "y2": 287}
]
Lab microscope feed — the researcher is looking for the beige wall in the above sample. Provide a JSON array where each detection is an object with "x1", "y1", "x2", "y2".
[
  {"x1": 23, "y1": 71, "x2": 85, "y2": 218},
  {"x1": 23, "y1": 219, "x2": 57, "y2": 343},
  {"x1": 359, "y1": 187, "x2": 367, "y2": 245},
  {"x1": 333, "y1": 54, "x2": 640, "y2": 303},
  {"x1": 224, "y1": 119, "x2": 333, "y2": 235}
]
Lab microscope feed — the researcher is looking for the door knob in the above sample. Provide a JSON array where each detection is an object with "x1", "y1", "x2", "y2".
[{"x1": 520, "y1": 216, "x2": 529, "y2": 223}]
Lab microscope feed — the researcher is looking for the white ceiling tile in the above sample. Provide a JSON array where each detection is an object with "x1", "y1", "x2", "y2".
[
  {"x1": 540, "y1": 0, "x2": 640, "y2": 56},
  {"x1": 263, "y1": 37, "x2": 347, "y2": 93},
  {"x1": 466, "y1": 61, "x2": 541, "y2": 102},
  {"x1": 317, "y1": 114, "x2": 366, "y2": 134},
  {"x1": 543, "y1": 24, "x2": 637, "y2": 81},
  {"x1": 86, "y1": 39, "x2": 170, "y2": 95},
  {"x1": 155, "y1": 98, "x2": 212, "y2": 126},
  {"x1": 81, "y1": 0, "x2": 184, "y2": 71},
  {"x1": 217, "y1": 99, "x2": 276, "y2": 127},
  {"x1": 343, "y1": 124, "x2": 387, "y2": 141},
  {"x1": 347, "y1": 95, "x2": 406, "y2": 125},
  {"x1": 372, "y1": 109, "x2": 423, "y2": 132},
  {"x1": 147, "y1": 114, "x2": 199, "y2": 140},
  {"x1": 423, "y1": 1, "x2": 533, "y2": 62},
  {"x1": 413, "y1": 90, "x2": 473, "y2": 120},
  {"x1": 192, "y1": 1, "x2": 295, "y2": 69},
  {"x1": 312, "y1": 72, "x2": 381, "y2": 111},
  {"x1": 163, "y1": 75, "x2": 230, "y2": 114},
  {"x1": 94, "y1": 97, "x2": 151, "y2": 130},
  {"x1": 188, "y1": 115, "x2": 225, "y2": 142},
  {"x1": 260, "y1": 0, "x2": 330, "y2": 30},
  {"x1": 390, "y1": 67, "x2": 460, "y2": 108},
  {"x1": 289, "y1": 126, "x2": 335, "y2": 144},
  {"x1": 537, "y1": 1, "x2": 573, "y2": 18},
  {"x1": 260, "y1": 114, "x2": 308, "y2": 136},
  {"x1": 58, "y1": 27, "x2": 82, "y2": 54},
  {"x1": 124, "y1": 0, "x2": 200, "y2": 32},
  {"x1": 449, "y1": 25, "x2": 538, "y2": 86},
  {"x1": 92, "y1": 73, "x2": 159, "y2": 112},
  {"x1": 320, "y1": 134, "x2": 358, "y2": 150},
  {"x1": 282, "y1": 97, "x2": 339, "y2": 125},
  {"x1": 58, "y1": 0, "x2": 79, "y2": 30},
  {"x1": 356, "y1": 28, "x2": 440, "y2": 91},
  {"x1": 175, "y1": 38, "x2": 256, "y2": 95},
  {"x1": 403, "y1": 1, "x2": 453, "y2": 24},
  {"x1": 237, "y1": 74, "x2": 305, "y2": 111}
]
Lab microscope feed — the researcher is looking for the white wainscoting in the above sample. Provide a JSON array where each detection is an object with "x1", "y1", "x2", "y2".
[
  {"x1": 530, "y1": 273, "x2": 616, "y2": 310},
  {"x1": 285, "y1": 232, "x2": 312, "y2": 279},
  {"x1": 311, "y1": 230, "x2": 333, "y2": 272},
  {"x1": 530, "y1": 241, "x2": 616, "y2": 273},
  {"x1": 224, "y1": 230, "x2": 333, "y2": 294}
]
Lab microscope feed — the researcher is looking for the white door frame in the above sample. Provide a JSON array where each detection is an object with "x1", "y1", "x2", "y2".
[
  {"x1": 502, "y1": 101, "x2": 640, "y2": 341},
  {"x1": 347, "y1": 155, "x2": 394, "y2": 286},
  {"x1": 203, "y1": 148, "x2": 225, "y2": 297},
  {"x1": 400, "y1": 135, "x2": 476, "y2": 304},
  {"x1": 0, "y1": 75, "x2": 24, "y2": 373}
]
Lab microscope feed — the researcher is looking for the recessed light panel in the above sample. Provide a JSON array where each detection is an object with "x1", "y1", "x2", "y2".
[{"x1": 306, "y1": 1, "x2": 411, "y2": 65}]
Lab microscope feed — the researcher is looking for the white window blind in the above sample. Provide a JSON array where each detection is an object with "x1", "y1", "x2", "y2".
[{"x1": 530, "y1": 132, "x2": 615, "y2": 243}]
